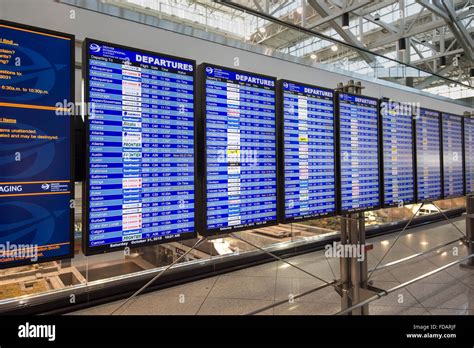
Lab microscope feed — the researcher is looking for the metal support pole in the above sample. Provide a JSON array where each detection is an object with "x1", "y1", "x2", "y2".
[
  {"x1": 462, "y1": 194, "x2": 474, "y2": 268},
  {"x1": 349, "y1": 213, "x2": 361, "y2": 315},
  {"x1": 335, "y1": 254, "x2": 474, "y2": 315},
  {"x1": 358, "y1": 212, "x2": 369, "y2": 315},
  {"x1": 339, "y1": 217, "x2": 351, "y2": 312}
]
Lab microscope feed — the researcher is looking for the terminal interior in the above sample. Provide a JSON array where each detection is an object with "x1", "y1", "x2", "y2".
[{"x1": 0, "y1": 0, "x2": 473, "y2": 316}]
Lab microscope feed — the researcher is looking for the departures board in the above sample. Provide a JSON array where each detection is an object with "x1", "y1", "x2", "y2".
[
  {"x1": 442, "y1": 113, "x2": 464, "y2": 198},
  {"x1": 380, "y1": 100, "x2": 415, "y2": 207},
  {"x1": 84, "y1": 39, "x2": 197, "y2": 255},
  {"x1": 280, "y1": 80, "x2": 336, "y2": 222},
  {"x1": 415, "y1": 108, "x2": 442, "y2": 202},
  {"x1": 337, "y1": 93, "x2": 381, "y2": 214},
  {"x1": 464, "y1": 117, "x2": 474, "y2": 194},
  {"x1": 0, "y1": 21, "x2": 74, "y2": 268},
  {"x1": 201, "y1": 64, "x2": 277, "y2": 235}
]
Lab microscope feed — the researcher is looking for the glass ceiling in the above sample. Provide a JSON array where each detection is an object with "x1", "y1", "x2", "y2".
[{"x1": 82, "y1": 0, "x2": 474, "y2": 103}]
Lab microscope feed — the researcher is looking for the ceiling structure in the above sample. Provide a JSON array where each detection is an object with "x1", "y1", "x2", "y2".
[{"x1": 103, "y1": 0, "x2": 474, "y2": 101}]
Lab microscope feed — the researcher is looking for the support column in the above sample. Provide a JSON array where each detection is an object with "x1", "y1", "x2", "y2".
[
  {"x1": 349, "y1": 213, "x2": 361, "y2": 315},
  {"x1": 461, "y1": 194, "x2": 474, "y2": 268},
  {"x1": 340, "y1": 217, "x2": 351, "y2": 313}
]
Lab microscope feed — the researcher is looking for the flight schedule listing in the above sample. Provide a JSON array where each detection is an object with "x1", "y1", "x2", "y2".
[
  {"x1": 442, "y1": 113, "x2": 464, "y2": 198},
  {"x1": 380, "y1": 101, "x2": 415, "y2": 206},
  {"x1": 465, "y1": 117, "x2": 474, "y2": 194},
  {"x1": 415, "y1": 108, "x2": 442, "y2": 201},
  {"x1": 86, "y1": 40, "x2": 196, "y2": 252},
  {"x1": 282, "y1": 81, "x2": 336, "y2": 220},
  {"x1": 204, "y1": 65, "x2": 277, "y2": 233},
  {"x1": 338, "y1": 93, "x2": 380, "y2": 213}
]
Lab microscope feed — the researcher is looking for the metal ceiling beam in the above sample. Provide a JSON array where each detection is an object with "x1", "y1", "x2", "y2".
[
  {"x1": 367, "y1": 18, "x2": 446, "y2": 49},
  {"x1": 307, "y1": 0, "x2": 376, "y2": 65},
  {"x1": 457, "y1": 7, "x2": 474, "y2": 20},
  {"x1": 415, "y1": 0, "x2": 450, "y2": 21},
  {"x1": 438, "y1": 0, "x2": 474, "y2": 61},
  {"x1": 415, "y1": 64, "x2": 456, "y2": 89},
  {"x1": 413, "y1": 48, "x2": 465, "y2": 64},
  {"x1": 358, "y1": 0, "x2": 399, "y2": 16},
  {"x1": 308, "y1": 0, "x2": 372, "y2": 28},
  {"x1": 331, "y1": 0, "x2": 399, "y2": 33}
]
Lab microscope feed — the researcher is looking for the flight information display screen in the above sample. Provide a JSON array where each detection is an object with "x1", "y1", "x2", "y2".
[
  {"x1": 442, "y1": 113, "x2": 464, "y2": 198},
  {"x1": 203, "y1": 64, "x2": 277, "y2": 234},
  {"x1": 465, "y1": 117, "x2": 474, "y2": 194},
  {"x1": 415, "y1": 108, "x2": 442, "y2": 202},
  {"x1": 380, "y1": 100, "x2": 415, "y2": 207},
  {"x1": 0, "y1": 21, "x2": 74, "y2": 268},
  {"x1": 85, "y1": 39, "x2": 196, "y2": 254},
  {"x1": 281, "y1": 81, "x2": 336, "y2": 221},
  {"x1": 337, "y1": 93, "x2": 380, "y2": 213}
]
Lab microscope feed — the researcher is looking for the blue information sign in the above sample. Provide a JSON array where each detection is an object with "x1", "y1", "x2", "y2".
[
  {"x1": 203, "y1": 65, "x2": 277, "y2": 234},
  {"x1": 84, "y1": 39, "x2": 197, "y2": 254},
  {"x1": 0, "y1": 21, "x2": 74, "y2": 267},
  {"x1": 281, "y1": 81, "x2": 336, "y2": 221},
  {"x1": 380, "y1": 100, "x2": 415, "y2": 207},
  {"x1": 415, "y1": 108, "x2": 442, "y2": 202},
  {"x1": 442, "y1": 113, "x2": 464, "y2": 198},
  {"x1": 337, "y1": 93, "x2": 380, "y2": 213}
]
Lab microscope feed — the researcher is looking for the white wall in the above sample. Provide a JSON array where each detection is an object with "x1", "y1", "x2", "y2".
[{"x1": 1, "y1": 0, "x2": 472, "y2": 114}]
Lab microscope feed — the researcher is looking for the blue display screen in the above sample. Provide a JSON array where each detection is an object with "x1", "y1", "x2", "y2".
[
  {"x1": 86, "y1": 40, "x2": 196, "y2": 252},
  {"x1": 442, "y1": 113, "x2": 464, "y2": 198},
  {"x1": 465, "y1": 117, "x2": 474, "y2": 194},
  {"x1": 0, "y1": 22, "x2": 73, "y2": 267},
  {"x1": 338, "y1": 93, "x2": 380, "y2": 213},
  {"x1": 380, "y1": 101, "x2": 415, "y2": 206},
  {"x1": 204, "y1": 65, "x2": 277, "y2": 232},
  {"x1": 416, "y1": 108, "x2": 442, "y2": 201},
  {"x1": 282, "y1": 81, "x2": 336, "y2": 220}
]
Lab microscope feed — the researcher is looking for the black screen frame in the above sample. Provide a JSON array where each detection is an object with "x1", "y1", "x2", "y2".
[
  {"x1": 197, "y1": 63, "x2": 279, "y2": 237},
  {"x1": 82, "y1": 38, "x2": 198, "y2": 256},
  {"x1": 378, "y1": 98, "x2": 416, "y2": 208},
  {"x1": 0, "y1": 20, "x2": 75, "y2": 268},
  {"x1": 462, "y1": 115, "x2": 474, "y2": 195},
  {"x1": 335, "y1": 91, "x2": 382, "y2": 215},
  {"x1": 441, "y1": 112, "x2": 465, "y2": 199},
  {"x1": 414, "y1": 107, "x2": 444, "y2": 203},
  {"x1": 277, "y1": 79, "x2": 337, "y2": 224}
]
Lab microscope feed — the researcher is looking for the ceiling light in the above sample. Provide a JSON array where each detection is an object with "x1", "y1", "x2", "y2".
[
  {"x1": 331, "y1": 45, "x2": 338, "y2": 52},
  {"x1": 342, "y1": 12, "x2": 350, "y2": 29},
  {"x1": 310, "y1": 53, "x2": 317, "y2": 59},
  {"x1": 296, "y1": 6, "x2": 303, "y2": 14},
  {"x1": 374, "y1": 12, "x2": 380, "y2": 21},
  {"x1": 398, "y1": 38, "x2": 406, "y2": 51},
  {"x1": 259, "y1": 27, "x2": 266, "y2": 34},
  {"x1": 381, "y1": 240, "x2": 390, "y2": 246},
  {"x1": 439, "y1": 56, "x2": 447, "y2": 68}
]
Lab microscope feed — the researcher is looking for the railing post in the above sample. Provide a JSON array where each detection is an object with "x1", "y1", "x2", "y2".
[{"x1": 462, "y1": 194, "x2": 474, "y2": 268}]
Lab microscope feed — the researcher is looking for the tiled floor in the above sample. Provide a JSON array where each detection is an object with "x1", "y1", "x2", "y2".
[{"x1": 71, "y1": 217, "x2": 474, "y2": 315}]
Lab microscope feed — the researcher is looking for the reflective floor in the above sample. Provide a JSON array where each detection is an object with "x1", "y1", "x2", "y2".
[{"x1": 71, "y1": 216, "x2": 474, "y2": 315}]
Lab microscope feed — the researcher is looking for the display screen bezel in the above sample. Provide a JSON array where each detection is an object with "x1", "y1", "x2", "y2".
[{"x1": 83, "y1": 38, "x2": 198, "y2": 256}]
